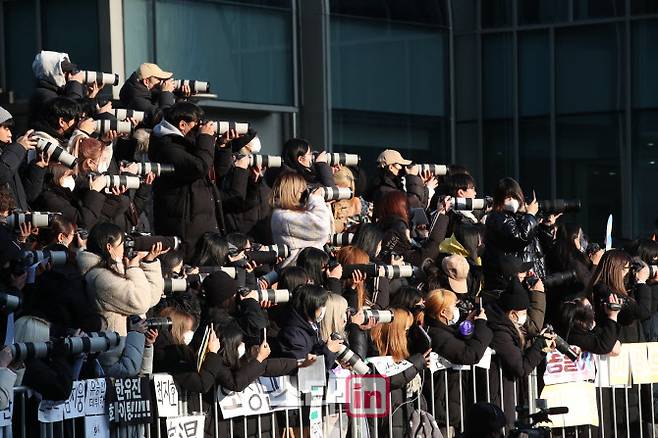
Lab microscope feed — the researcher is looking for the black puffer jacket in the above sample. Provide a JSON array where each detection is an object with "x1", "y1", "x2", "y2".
[
  {"x1": 365, "y1": 168, "x2": 427, "y2": 209},
  {"x1": 36, "y1": 183, "x2": 106, "y2": 229},
  {"x1": 478, "y1": 303, "x2": 546, "y2": 427},
  {"x1": 424, "y1": 315, "x2": 493, "y2": 429},
  {"x1": 119, "y1": 72, "x2": 176, "y2": 127},
  {"x1": 222, "y1": 168, "x2": 273, "y2": 243},
  {"x1": 265, "y1": 161, "x2": 336, "y2": 188},
  {"x1": 28, "y1": 79, "x2": 85, "y2": 124},
  {"x1": 0, "y1": 142, "x2": 47, "y2": 210},
  {"x1": 484, "y1": 210, "x2": 551, "y2": 290}
]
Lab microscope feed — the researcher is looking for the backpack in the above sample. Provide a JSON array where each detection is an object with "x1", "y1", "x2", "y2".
[{"x1": 405, "y1": 409, "x2": 444, "y2": 438}]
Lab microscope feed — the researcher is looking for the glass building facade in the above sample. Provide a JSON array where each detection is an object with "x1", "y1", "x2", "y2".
[{"x1": 1, "y1": 0, "x2": 657, "y2": 239}]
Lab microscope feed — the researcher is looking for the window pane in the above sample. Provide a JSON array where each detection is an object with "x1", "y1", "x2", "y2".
[
  {"x1": 4, "y1": 1, "x2": 38, "y2": 100},
  {"x1": 453, "y1": 0, "x2": 477, "y2": 33},
  {"x1": 519, "y1": 118, "x2": 551, "y2": 199},
  {"x1": 481, "y1": 0, "x2": 513, "y2": 28},
  {"x1": 456, "y1": 121, "x2": 482, "y2": 186},
  {"x1": 456, "y1": 35, "x2": 478, "y2": 121},
  {"x1": 482, "y1": 119, "x2": 514, "y2": 195},
  {"x1": 332, "y1": 109, "x2": 449, "y2": 176},
  {"x1": 123, "y1": 0, "x2": 154, "y2": 75},
  {"x1": 632, "y1": 0, "x2": 658, "y2": 15},
  {"x1": 154, "y1": 0, "x2": 293, "y2": 105},
  {"x1": 519, "y1": 31, "x2": 549, "y2": 117},
  {"x1": 632, "y1": 20, "x2": 658, "y2": 109},
  {"x1": 483, "y1": 33, "x2": 513, "y2": 119},
  {"x1": 556, "y1": 114, "x2": 622, "y2": 239},
  {"x1": 331, "y1": 16, "x2": 447, "y2": 116},
  {"x1": 519, "y1": 0, "x2": 569, "y2": 25},
  {"x1": 574, "y1": 0, "x2": 625, "y2": 19},
  {"x1": 330, "y1": 0, "x2": 448, "y2": 26},
  {"x1": 556, "y1": 24, "x2": 621, "y2": 114},
  {"x1": 632, "y1": 110, "x2": 658, "y2": 237}
]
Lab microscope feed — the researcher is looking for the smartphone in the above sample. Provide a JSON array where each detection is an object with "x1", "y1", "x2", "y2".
[{"x1": 260, "y1": 327, "x2": 267, "y2": 345}]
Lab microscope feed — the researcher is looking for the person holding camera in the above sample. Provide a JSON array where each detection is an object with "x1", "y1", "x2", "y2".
[
  {"x1": 267, "y1": 138, "x2": 336, "y2": 188},
  {"x1": 269, "y1": 172, "x2": 333, "y2": 266},
  {"x1": 97, "y1": 316, "x2": 157, "y2": 378},
  {"x1": 76, "y1": 222, "x2": 165, "y2": 336},
  {"x1": 558, "y1": 295, "x2": 620, "y2": 355},
  {"x1": 119, "y1": 63, "x2": 179, "y2": 128},
  {"x1": 149, "y1": 102, "x2": 247, "y2": 259},
  {"x1": 480, "y1": 278, "x2": 556, "y2": 427},
  {"x1": 422, "y1": 288, "x2": 493, "y2": 434},
  {"x1": 483, "y1": 177, "x2": 554, "y2": 291},
  {"x1": 0, "y1": 107, "x2": 48, "y2": 211},
  {"x1": 29, "y1": 51, "x2": 91, "y2": 124}
]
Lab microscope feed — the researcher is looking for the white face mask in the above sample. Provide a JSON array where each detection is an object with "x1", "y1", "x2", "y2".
[
  {"x1": 514, "y1": 312, "x2": 528, "y2": 327},
  {"x1": 503, "y1": 198, "x2": 520, "y2": 214},
  {"x1": 97, "y1": 161, "x2": 109, "y2": 173},
  {"x1": 61, "y1": 175, "x2": 75, "y2": 191},
  {"x1": 237, "y1": 342, "x2": 246, "y2": 359},
  {"x1": 183, "y1": 331, "x2": 194, "y2": 345},
  {"x1": 449, "y1": 307, "x2": 461, "y2": 325},
  {"x1": 316, "y1": 306, "x2": 327, "y2": 323},
  {"x1": 246, "y1": 136, "x2": 261, "y2": 154}
]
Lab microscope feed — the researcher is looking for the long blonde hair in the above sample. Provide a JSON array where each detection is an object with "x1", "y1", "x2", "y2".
[
  {"x1": 370, "y1": 308, "x2": 413, "y2": 362},
  {"x1": 319, "y1": 293, "x2": 348, "y2": 342},
  {"x1": 423, "y1": 289, "x2": 458, "y2": 325},
  {"x1": 159, "y1": 307, "x2": 196, "y2": 345},
  {"x1": 336, "y1": 246, "x2": 370, "y2": 309},
  {"x1": 269, "y1": 172, "x2": 307, "y2": 211}
]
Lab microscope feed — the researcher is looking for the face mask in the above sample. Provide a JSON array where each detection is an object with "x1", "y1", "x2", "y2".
[
  {"x1": 503, "y1": 199, "x2": 520, "y2": 214},
  {"x1": 514, "y1": 312, "x2": 527, "y2": 327},
  {"x1": 237, "y1": 342, "x2": 246, "y2": 359},
  {"x1": 61, "y1": 176, "x2": 75, "y2": 191},
  {"x1": 316, "y1": 306, "x2": 327, "y2": 323},
  {"x1": 183, "y1": 331, "x2": 194, "y2": 345},
  {"x1": 449, "y1": 307, "x2": 461, "y2": 325},
  {"x1": 246, "y1": 136, "x2": 261, "y2": 154}
]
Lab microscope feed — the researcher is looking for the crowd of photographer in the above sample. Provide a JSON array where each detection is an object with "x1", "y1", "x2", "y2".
[{"x1": 0, "y1": 50, "x2": 656, "y2": 437}]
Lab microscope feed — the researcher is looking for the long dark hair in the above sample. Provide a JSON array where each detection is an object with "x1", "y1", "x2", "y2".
[
  {"x1": 550, "y1": 223, "x2": 591, "y2": 272},
  {"x1": 558, "y1": 298, "x2": 595, "y2": 340},
  {"x1": 296, "y1": 247, "x2": 329, "y2": 286},
  {"x1": 218, "y1": 325, "x2": 244, "y2": 371},
  {"x1": 282, "y1": 138, "x2": 312, "y2": 174},
  {"x1": 291, "y1": 285, "x2": 329, "y2": 322},
  {"x1": 87, "y1": 222, "x2": 124, "y2": 269},
  {"x1": 279, "y1": 266, "x2": 310, "y2": 292},
  {"x1": 454, "y1": 223, "x2": 483, "y2": 263},
  {"x1": 492, "y1": 177, "x2": 524, "y2": 211},
  {"x1": 191, "y1": 232, "x2": 229, "y2": 267},
  {"x1": 353, "y1": 224, "x2": 383, "y2": 260},
  {"x1": 636, "y1": 239, "x2": 658, "y2": 265}
]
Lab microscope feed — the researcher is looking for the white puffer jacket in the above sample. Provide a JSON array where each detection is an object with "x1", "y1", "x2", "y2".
[{"x1": 77, "y1": 251, "x2": 164, "y2": 336}]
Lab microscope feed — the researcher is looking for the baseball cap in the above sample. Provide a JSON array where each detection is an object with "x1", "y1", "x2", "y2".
[
  {"x1": 377, "y1": 149, "x2": 412, "y2": 167},
  {"x1": 442, "y1": 255, "x2": 469, "y2": 294},
  {"x1": 498, "y1": 254, "x2": 533, "y2": 278},
  {"x1": 137, "y1": 63, "x2": 173, "y2": 80}
]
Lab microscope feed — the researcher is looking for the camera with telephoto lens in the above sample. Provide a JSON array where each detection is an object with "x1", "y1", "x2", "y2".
[
  {"x1": 5, "y1": 211, "x2": 60, "y2": 229},
  {"x1": 238, "y1": 287, "x2": 291, "y2": 304},
  {"x1": 453, "y1": 197, "x2": 494, "y2": 211},
  {"x1": 341, "y1": 263, "x2": 418, "y2": 280},
  {"x1": 94, "y1": 119, "x2": 132, "y2": 136},
  {"x1": 328, "y1": 233, "x2": 354, "y2": 247},
  {"x1": 173, "y1": 79, "x2": 210, "y2": 94},
  {"x1": 129, "y1": 315, "x2": 172, "y2": 330},
  {"x1": 319, "y1": 187, "x2": 353, "y2": 202},
  {"x1": 22, "y1": 250, "x2": 68, "y2": 267},
  {"x1": 93, "y1": 174, "x2": 141, "y2": 190},
  {"x1": 538, "y1": 199, "x2": 581, "y2": 214},
  {"x1": 312, "y1": 152, "x2": 360, "y2": 167},
  {"x1": 79, "y1": 70, "x2": 119, "y2": 86},
  {"x1": 542, "y1": 324, "x2": 578, "y2": 363},
  {"x1": 124, "y1": 234, "x2": 181, "y2": 258},
  {"x1": 112, "y1": 109, "x2": 144, "y2": 122},
  {"x1": 35, "y1": 138, "x2": 77, "y2": 169},
  {"x1": 247, "y1": 155, "x2": 282, "y2": 168},
  {"x1": 0, "y1": 292, "x2": 21, "y2": 313},
  {"x1": 508, "y1": 404, "x2": 569, "y2": 438},
  {"x1": 10, "y1": 331, "x2": 120, "y2": 362},
  {"x1": 330, "y1": 332, "x2": 370, "y2": 374},
  {"x1": 210, "y1": 121, "x2": 249, "y2": 135},
  {"x1": 542, "y1": 270, "x2": 577, "y2": 289},
  {"x1": 164, "y1": 266, "x2": 244, "y2": 293},
  {"x1": 120, "y1": 161, "x2": 175, "y2": 177},
  {"x1": 252, "y1": 244, "x2": 290, "y2": 259},
  {"x1": 362, "y1": 309, "x2": 394, "y2": 324},
  {"x1": 411, "y1": 164, "x2": 449, "y2": 176}
]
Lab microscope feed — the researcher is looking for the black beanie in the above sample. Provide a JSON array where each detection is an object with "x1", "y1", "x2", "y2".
[
  {"x1": 202, "y1": 271, "x2": 238, "y2": 307},
  {"x1": 228, "y1": 128, "x2": 258, "y2": 153},
  {"x1": 498, "y1": 278, "x2": 530, "y2": 311}
]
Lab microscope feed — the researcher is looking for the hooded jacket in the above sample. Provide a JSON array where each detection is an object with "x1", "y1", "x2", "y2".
[
  {"x1": 28, "y1": 51, "x2": 85, "y2": 123},
  {"x1": 119, "y1": 72, "x2": 176, "y2": 128},
  {"x1": 76, "y1": 251, "x2": 164, "y2": 336}
]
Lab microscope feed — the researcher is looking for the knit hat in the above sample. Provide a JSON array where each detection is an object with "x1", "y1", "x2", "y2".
[
  {"x1": 202, "y1": 271, "x2": 238, "y2": 307},
  {"x1": 442, "y1": 255, "x2": 469, "y2": 294},
  {"x1": 0, "y1": 107, "x2": 12, "y2": 124},
  {"x1": 228, "y1": 128, "x2": 258, "y2": 153},
  {"x1": 498, "y1": 278, "x2": 530, "y2": 311}
]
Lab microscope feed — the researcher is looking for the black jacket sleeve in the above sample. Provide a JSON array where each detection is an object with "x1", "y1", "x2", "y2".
[
  {"x1": 487, "y1": 212, "x2": 539, "y2": 249},
  {"x1": 387, "y1": 353, "x2": 425, "y2": 390},
  {"x1": 431, "y1": 320, "x2": 493, "y2": 365},
  {"x1": 215, "y1": 358, "x2": 266, "y2": 392},
  {"x1": 173, "y1": 352, "x2": 226, "y2": 394},
  {"x1": 314, "y1": 162, "x2": 336, "y2": 188},
  {"x1": 491, "y1": 330, "x2": 545, "y2": 379},
  {"x1": 21, "y1": 161, "x2": 47, "y2": 204},
  {"x1": 62, "y1": 80, "x2": 85, "y2": 100},
  {"x1": 567, "y1": 318, "x2": 619, "y2": 354},
  {"x1": 236, "y1": 298, "x2": 269, "y2": 341},
  {"x1": 404, "y1": 174, "x2": 428, "y2": 209},
  {"x1": 41, "y1": 188, "x2": 107, "y2": 229},
  {"x1": 22, "y1": 356, "x2": 74, "y2": 401},
  {"x1": 263, "y1": 358, "x2": 298, "y2": 377},
  {"x1": 0, "y1": 143, "x2": 26, "y2": 185},
  {"x1": 403, "y1": 213, "x2": 450, "y2": 266}
]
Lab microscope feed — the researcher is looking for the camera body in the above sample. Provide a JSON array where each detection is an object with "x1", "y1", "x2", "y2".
[{"x1": 543, "y1": 324, "x2": 578, "y2": 362}]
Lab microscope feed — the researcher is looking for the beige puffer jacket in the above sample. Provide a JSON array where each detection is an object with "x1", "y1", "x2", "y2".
[{"x1": 77, "y1": 251, "x2": 164, "y2": 336}]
